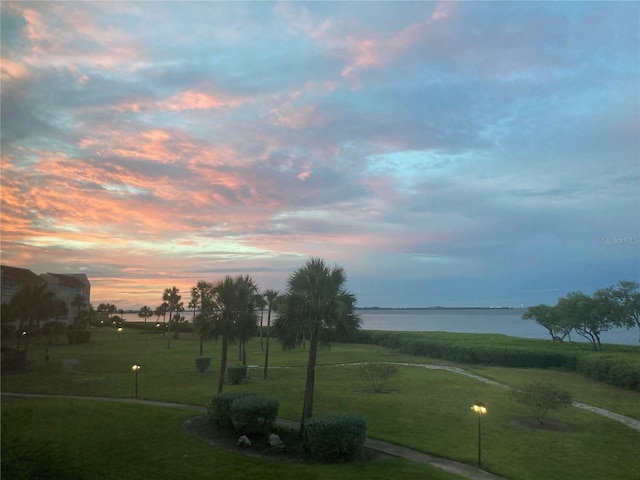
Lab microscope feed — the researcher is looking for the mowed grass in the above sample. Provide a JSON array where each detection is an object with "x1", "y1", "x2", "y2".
[{"x1": 2, "y1": 327, "x2": 640, "y2": 480}]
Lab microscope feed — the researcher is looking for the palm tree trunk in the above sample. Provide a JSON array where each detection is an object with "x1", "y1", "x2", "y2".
[
  {"x1": 300, "y1": 327, "x2": 319, "y2": 436},
  {"x1": 259, "y1": 308, "x2": 264, "y2": 352},
  {"x1": 218, "y1": 333, "x2": 229, "y2": 394},
  {"x1": 263, "y1": 312, "x2": 271, "y2": 380}
]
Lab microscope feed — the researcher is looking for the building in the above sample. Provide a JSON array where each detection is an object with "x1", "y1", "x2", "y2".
[
  {"x1": 1, "y1": 265, "x2": 91, "y2": 325},
  {"x1": 0, "y1": 265, "x2": 45, "y2": 306},
  {"x1": 40, "y1": 273, "x2": 91, "y2": 324}
]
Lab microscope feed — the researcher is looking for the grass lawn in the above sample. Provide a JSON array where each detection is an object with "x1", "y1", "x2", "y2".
[{"x1": 2, "y1": 327, "x2": 639, "y2": 480}]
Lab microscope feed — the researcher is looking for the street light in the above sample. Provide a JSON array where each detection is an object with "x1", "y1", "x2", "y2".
[
  {"x1": 131, "y1": 364, "x2": 141, "y2": 399},
  {"x1": 471, "y1": 402, "x2": 487, "y2": 468}
]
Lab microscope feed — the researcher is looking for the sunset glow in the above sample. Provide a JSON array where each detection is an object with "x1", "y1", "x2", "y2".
[{"x1": 1, "y1": 1, "x2": 638, "y2": 309}]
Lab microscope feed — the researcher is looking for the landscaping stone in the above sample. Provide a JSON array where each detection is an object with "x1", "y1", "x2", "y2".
[{"x1": 237, "y1": 435, "x2": 251, "y2": 448}]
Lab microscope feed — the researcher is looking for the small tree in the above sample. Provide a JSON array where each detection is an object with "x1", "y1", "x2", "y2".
[
  {"x1": 359, "y1": 363, "x2": 397, "y2": 392},
  {"x1": 512, "y1": 382, "x2": 572, "y2": 424}
]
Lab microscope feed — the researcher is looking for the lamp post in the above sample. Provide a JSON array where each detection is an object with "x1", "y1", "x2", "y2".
[
  {"x1": 131, "y1": 364, "x2": 141, "y2": 399},
  {"x1": 471, "y1": 402, "x2": 487, "y2": 468}
]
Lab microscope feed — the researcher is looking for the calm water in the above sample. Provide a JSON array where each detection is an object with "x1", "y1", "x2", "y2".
[{"x1": 123, "y1": 309, "x2": 638, "y2": 346}]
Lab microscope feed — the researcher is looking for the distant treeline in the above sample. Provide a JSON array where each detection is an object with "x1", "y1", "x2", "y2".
[{"x1": 357, "y1": 306, "x2": 517, "y2": 310}]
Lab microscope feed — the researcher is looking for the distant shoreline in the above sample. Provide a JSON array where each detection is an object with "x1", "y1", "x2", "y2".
[{"x1": 356, "y1": 306, "x2": 523, "y2": 311}]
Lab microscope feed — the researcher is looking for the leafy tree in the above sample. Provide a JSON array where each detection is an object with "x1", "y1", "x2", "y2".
[
  {"x1": 9, "y1": 282, "x2": 58, "y2": 353},
  {"x1": 273, "y1": 258, "x2": 360, "y2": 435},
  {"x1": 522, "y1": 304, "x2": 571, "y2": 343},
  {"x1": 96, "y1": 303, "x2": 117, "y2": 326},
  {"x1": 610, "y1": 280, "x2": 640, "y2": 342},
  {"x1": 557, "y1": 291, "x2": 615, "y2": 350},
  {"x1": 138, "y1": 305, "x2": 153, "y2": 323},
  {"x1": 162, "y1": 287, "x2": 182, "y2": 347},
  {"x1": 512, "y1": 382, "x2": 572, "y2": 424},
  {"x1": 262, "y1": 289, "x2": 280, "y2": 380}
]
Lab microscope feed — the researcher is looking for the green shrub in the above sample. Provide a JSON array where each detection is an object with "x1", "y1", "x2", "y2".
[
  {"x1": 195, "y1": 356, "x2": 211, "y2": 373},
  {"x1": 41, "y1": 321, "x2": 66, "y2": 337},
  {"x1": 207, "y1": 391, "x2": 257, "y2": 426},
  {"x1": 304, "y1": 412, "x2": 367, "y2": 462},
  {"x1": 607, "y1": 359, "x2": 640, "y2": 391},
  {"x1": 230, "y1": 395, "x2": 279, "y2": 435},
  {"x1": 512, "y1": 382, "x2": 572, "y2": 424},
  {"x1": 1, "y1": 348, "x2": 28, "y2": 375},
  {"x1": 227, "y1": 364, "x2": 248, "y2": 384},
  {"x1": 359, "y1": 362, "x2": 397, "y2": 392}
]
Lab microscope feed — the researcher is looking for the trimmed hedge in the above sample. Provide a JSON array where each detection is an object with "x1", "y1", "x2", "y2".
[
  {"x1": 304, "y1": 412, "x2": 367, "y2": 462},
  {"x1": 207, "y1": 391, "x2": 257, "y2": 426},
  {"x1": 227, "y1": 364, "x2": 248, "y2": 384},
  {"x1": 230, "y1": 395, "x2": 279, "y2": 435},
  {"x1": 354, "y1": 330, "x2": 640, "y2": 391},
  {"x1": 195, "y1": 356, "x2": 211, "y2": 373}
]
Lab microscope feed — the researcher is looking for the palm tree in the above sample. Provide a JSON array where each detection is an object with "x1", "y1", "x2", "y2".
[
  {"x1": 262, "y1": 289, "x2": 280, "y2": 380},
  {"x1": 212, "y1": 275, "x2": 258, "y2": 394},
  {"x1": 274, "y1": 258, "x2": 360, "y2": 435},
  {"x1": 163, "y1": 287, "x2": 182, "y2": 348},
  {"x1": 138, "y1": 306, "x2": 153, "y2": 324},
  {"x1": 70, "y1": 294, "x2": 87, "y2": 342},
  {"x1": 254, "y1": 293, "x2": 267, "y2": 352},
  {"x1": 191, "y1": 281, "x2": 215, "y2": 356},
  {"x1": 235, "y1": 278, "x2": 259, "y2": 365}
]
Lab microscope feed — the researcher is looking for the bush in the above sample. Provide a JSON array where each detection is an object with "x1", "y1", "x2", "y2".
[
  {"x1": 227, "y1": 364, "x2": 248, "y2": 384},
  {"x1": 304, "y1": 412, "x2": 367, "y2": 462},
  {"x1": 230, "y1": 395, "x2": 279, "y2": 435},
  {"x1": 512, "y1": 382, "x2": 572, "y2": 424},
  {"x1": 207, "y1": 391, "x2": 257, "y2": 426},
  {"x1": 1, "y1": 348, "x2": 28, "y2": 375},
  {"x1": 359, "y1": 362, "x2": 397, "y2": 392},
  {"x1": 41, "y1": 321, "x2": 66, "y2": 337},
  {"x1": 66, "y1": 330, "x2": 91, "y2": 345},
  {"x1": 195, "y1": 356, "x2": 211, "y2": 373}
]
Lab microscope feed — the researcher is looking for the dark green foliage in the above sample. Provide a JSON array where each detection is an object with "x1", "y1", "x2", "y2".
[
  {"x1": 227, "y1": 364, "x2": 248, "y2": 384},
  {"x1": 41, "y1": 321, "x2": 66, "y2": 337},
  {"x1": 355, "y1": 330, "x2": 640, "y2": 391},
  {"x1": 230, "y1": 395, "x2": 279, "y2": 435},
  {"x1": 1, "y1": 433, "x2": 83, "y2": 479},
  {"x1": 576, "y1": 355, "x2": 640, "y2": 391},
  {"x1": 304, "y1": 412, "x2": 367, "y2": 462},
  {"x1": 359, "y1": 362, "x2": 397, "y2": 392},
  {"x1": 195, "y1": 356, "x2": 211, "y2": 373},
  {"x1": 512, "y1": 382, "x2": 572, "y2": 423},
  {"x1": 207, "y1": 391, "x2": 257, "y2": 425},
  {"x1": 66, "y1": 330, "x2": 91, "y2": 345},
  {"x1": 1, "y1": 348, "x2": 28, "y2": 375}
]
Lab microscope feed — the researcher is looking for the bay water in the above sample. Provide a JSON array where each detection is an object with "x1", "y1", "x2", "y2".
[{"x1": 122, "y1": 308, "x2": 638, "y2": 346}]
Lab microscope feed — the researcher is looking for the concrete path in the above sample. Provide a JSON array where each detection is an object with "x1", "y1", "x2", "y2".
[{"x1": 3, "y1": 392, "x2": 505, "y2": 480}]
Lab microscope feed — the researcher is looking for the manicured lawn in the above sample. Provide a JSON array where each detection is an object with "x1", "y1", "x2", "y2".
[
  {"x1": 2, "y1": 328, "x2": 639, "y2": 479},
  {"x1": 2, "y1": 397, "x2": 458, "y2": 480}
]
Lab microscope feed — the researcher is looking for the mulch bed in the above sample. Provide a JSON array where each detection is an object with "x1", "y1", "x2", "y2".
[{"x1": 181, "y1": 415, "x2": 390, "y2": 464}]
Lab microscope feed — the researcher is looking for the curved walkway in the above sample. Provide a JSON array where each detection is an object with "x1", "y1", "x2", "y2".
[
  {"x1": 3, "y1": 392, "x2": 505, "y2": 480},
  {"x1": 313, "y1": 362, "x2": 640, "y2": 432},
  {"x1": 4, "y1": 362, "x2": 638, "y2": 479}
]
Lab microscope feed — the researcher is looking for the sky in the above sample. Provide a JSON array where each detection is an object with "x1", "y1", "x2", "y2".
[{"x1": 1, "y1": 1, "x2": 639, "y2": 310}]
